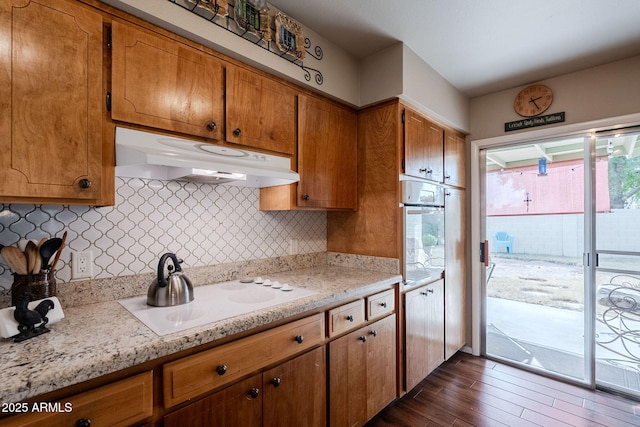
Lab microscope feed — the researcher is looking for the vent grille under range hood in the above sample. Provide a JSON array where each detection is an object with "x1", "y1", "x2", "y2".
[{"x1": 115, "y1": 127, "x2": 300, "y2": 188}]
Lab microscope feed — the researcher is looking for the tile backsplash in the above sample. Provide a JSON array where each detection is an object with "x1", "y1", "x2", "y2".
[{"x1": 0, "y1": 177, "x2": 326, "y2": 291}]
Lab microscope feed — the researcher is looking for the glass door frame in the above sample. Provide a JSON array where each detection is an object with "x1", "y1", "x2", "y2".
[
  {"x1": 469, "y1": 114, "x2": 640, "y2": 389},
  {"x1": 477, "y1": 133, "x2": 595, "y2": 387}
]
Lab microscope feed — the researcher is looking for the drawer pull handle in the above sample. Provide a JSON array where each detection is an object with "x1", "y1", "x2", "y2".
[
  {"x1": 271, "y1": 377, "x2": 281, "y2": 387},
  {"x1": 420, "y1": 291, "x2": 428, "y2": 296},
  {"x1": 76, "y1": 419, "x2": 91, "y2": 427},
  {"x1": 427, "y1": 289, "x2": 434, "y2": 293},
  {"x1": 370, "y1": 330, "x2": 378, "y2": 337},
  {"x1": 206, "y1": 121, "x2": 217, "y2": 131},
  {"x1": 359, "y1": 335, "x2": 367, "y2": 342},
  {"x1": 233, "y1": 128, "x2": 242, "y2": 136},
  {"x1": 216, "y1": 364, "x2": 228, "y2": 376},
  {"x1": 346, "y1": 315, "x2": 354, "y2": 322},
  {"x1": 294, "y1": 335, "x2": 304, "y2": 344},
  {"x1": 380, "y1": 302, "x2": 387, "y2": 308},
  {"x1": 248, "y1": 388, "x2": 260, "y2": 399}
]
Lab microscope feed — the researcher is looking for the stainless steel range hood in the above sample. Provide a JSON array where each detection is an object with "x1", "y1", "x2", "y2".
[{"x1": 115, "y1": 127, "x2": 299, "y2": 188}]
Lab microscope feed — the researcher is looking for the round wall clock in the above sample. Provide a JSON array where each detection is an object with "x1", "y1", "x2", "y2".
[{"x1": 514, "y1": 84, "x2": 553, "y2": 117}]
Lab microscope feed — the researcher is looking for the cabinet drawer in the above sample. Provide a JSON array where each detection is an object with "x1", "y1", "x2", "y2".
[
  {"x1": 328, "y1": 299, "x2": 365, "y2": 337},
  {"x1": 3, "y1": 371, "x2": 153, "y2": 427},
  {"x1": 367, "y1": 289, "x2": 395, "y2": 320},
  {"x1": 163, "y1": 313, "x2": 324, "y2": 407}
]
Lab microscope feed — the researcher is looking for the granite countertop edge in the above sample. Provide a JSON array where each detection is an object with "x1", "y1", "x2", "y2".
[{"x1": 0, "y1": 266, "x2": 402, "y2": 404}]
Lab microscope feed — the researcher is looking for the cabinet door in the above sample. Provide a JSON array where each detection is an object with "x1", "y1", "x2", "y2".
[
  {"x1": 445, "y1": 188, "x2": 467, "y2": 359},
  {"x1": 404, "y1": 286, "x2": 429, "y2": 392},
  {"x1": 0, "y1": 0, "x2": 103, "y2": 201},
  {"x1": 404, "y1": 280, "x2": 444, "y2": 391},
  {"x1": 164, "y1": 374, "x2": 262, "y2": 427},
  {"x1": 425, "y1": 280, "x2": 445, "y2": 373},
  {"x1": 111, "y1": 20, "x2": 224, "y2": 140},
  {"x1": 329, "y1": 327, "x2": 368, "y2": 427},
  {"x1": 3, "y1": 372, "x2": 153, "y2": 427},
  {"x1": 263, "y1": 346, "x2": 326, "y2": 427},
  {"x1": 226, "y1": 65, "x2": 296, "y2": 155},
  {"x1": 404, "y1": 109, "x2": 444, "y2": 182},
  {"x1": 444, "y1": 129, "x2": 466, "y2": 188},
  {"x1": 297, "y1": 95, "x2": 357, "y2": 209},
  {"x1": 366, "y1": 314, "x2": 397, "y2": 420}
]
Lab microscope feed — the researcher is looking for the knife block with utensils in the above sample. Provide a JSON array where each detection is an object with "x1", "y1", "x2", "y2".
[{"x1": 11, "y1": 272, "x2": 56, "y2": 306}]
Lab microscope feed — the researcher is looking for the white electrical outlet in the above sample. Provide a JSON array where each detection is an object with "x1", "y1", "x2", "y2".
[
  {"x1": 289, "y1": 238, "x2": 299, "y2": 255},
  {"x1": 71, "y1": 250, "x2": 93, "y2": 280}
]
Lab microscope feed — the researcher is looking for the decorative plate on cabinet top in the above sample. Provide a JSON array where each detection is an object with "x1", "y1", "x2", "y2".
[
  {"x1": 274, "y1": 12, "x2": 305, "y2": 60},
  {"x1": 234, "y1": 0, "x2": 271, "y2": 41}
]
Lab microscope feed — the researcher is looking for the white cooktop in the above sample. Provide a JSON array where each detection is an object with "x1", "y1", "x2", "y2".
[{"x1": 119, "y1": 278, "x2": 316, "y2": 336}]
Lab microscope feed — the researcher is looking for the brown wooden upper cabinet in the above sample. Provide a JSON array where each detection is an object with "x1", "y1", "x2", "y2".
[
  {"x1": 297, "y1": 95, "x2": 357, "y2": 209},
  {"x1": 260, "y1": 95, "x2": 357, "y2": 210},
  {"x1": 111, "y1": 20, "x2": 225, "y2": 141},
  {"x1": 403, "y1": 109, "x2": 444, "y2": 183},
  {"x1": 225, "y1": 65, "x2": 296, "y2": 156},
  {"x1": 444, "y1": 129, "x2": 466, "y2": 188},
  {"x1": 0, "y1": 0, "x2": 104, "y2": 203}
]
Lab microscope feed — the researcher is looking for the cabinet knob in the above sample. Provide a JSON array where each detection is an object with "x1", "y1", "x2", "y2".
[
  {"x1": 302, "y1": 194, "x2": 310, "y2": 201},
  {"x1": 216, "y1": 364, "x2": 227, "y2": 376},
  {"x1": 76, "y1": 419, "x2": 91, "y2": 427},
  {"x1": 78, "y1": 178, "x2": 92, "y2": 189},
  {"x1": 271, "y1": 377, "x2": 281, "y2": 387},
  {"x1": 233, "y1": 128, "x2": 242, "y2": 136},
  {"x1": 420, "y1": 291, "x2": 428, "y2": 296},
  {"x1": 206, "y1": 121, "x2": 217, "y2": 131},
  {"x1": 370, "y1": 330, "x2": 378, "y2": 337},
  {"x1": 248, "y1": 388, "x2": 260, "y2": 399},
  {"x1": 294, "y1": 335, "x2": 304, "y2": 344},
  {"x1": 427, "y1": 289, "x2": 434, "y2": 293},
  {"x1": 445, "y1": 175, "x2": 451, "y2": 180},
  {"x1": 380, "y1": 302, "x2": 387, "y2": 308},
  {"x1": 359, "y1": 335, "x2": 367, "y2": 342},
  {"x1": 445, "y1": 191, "x2": 452, "y2": 196},
  {"x1": 346, "y1": 315, "x2": 354, "y2": 322}
]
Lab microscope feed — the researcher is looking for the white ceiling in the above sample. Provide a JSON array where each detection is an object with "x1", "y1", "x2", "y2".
[{"x1": 267, "y1": 0, "x2": 640, "y2": 98}]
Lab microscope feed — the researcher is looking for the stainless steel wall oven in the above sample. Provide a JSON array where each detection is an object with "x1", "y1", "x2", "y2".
[{"x1": 402, "y1": 179, "x2": 445, "y2": 287}]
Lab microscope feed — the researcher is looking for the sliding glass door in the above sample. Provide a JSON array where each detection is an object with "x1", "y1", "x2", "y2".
[
  {"x1": 594, "y1": 130, "x2": 640, "y2": 396},
  {"x1": 483, "y1": 136, "x2": 589, "y2": 381},
  {"x1": 483, "y1": 129, "x2": 640, "y2": 397}
]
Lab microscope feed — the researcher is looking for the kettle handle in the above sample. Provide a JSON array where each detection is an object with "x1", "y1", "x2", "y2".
[{"x1": 158, "y1": 253, "x2": 183, "y2": 287}]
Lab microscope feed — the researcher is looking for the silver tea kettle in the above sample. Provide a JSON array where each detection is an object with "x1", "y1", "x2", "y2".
[{"x1": 147, "y1": 253, "x2": 194, "y2": 307}]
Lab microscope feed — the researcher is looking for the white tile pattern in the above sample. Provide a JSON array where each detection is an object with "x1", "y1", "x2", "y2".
[{"x1": 0, "y1": 178, "x2": 326, "y2": 290}]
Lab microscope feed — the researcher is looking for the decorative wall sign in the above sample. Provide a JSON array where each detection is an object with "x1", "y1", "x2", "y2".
[
  {"x1": 169, "y1": 0, "x2": 324, "y2": 85},
  {"x1": 274, "y1": 12, "x2": 305, "y2": 59},
  {"x1": 234, "y1": 0, "x2": 271, "y2": 41},
  {"x1": 505, "y1": 112, "x2": 565, "y2": 132}
]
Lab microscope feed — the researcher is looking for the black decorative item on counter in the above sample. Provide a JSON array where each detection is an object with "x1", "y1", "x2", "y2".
[{"x1": 12, "y1": 293, "x2": 55, "y2": 342}]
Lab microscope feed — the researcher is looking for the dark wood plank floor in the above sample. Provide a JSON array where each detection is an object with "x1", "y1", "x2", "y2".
[{"x1": 366, "y1": 352, "x2": 640, "y2": 427}]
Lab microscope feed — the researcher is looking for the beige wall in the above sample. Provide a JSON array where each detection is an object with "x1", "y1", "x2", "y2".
[
  {"x1": 359, "y1": 43, "x2": 470, "y2": 132},
  {"x1": 469, "y1": 55, "x2": 640, "y2": 141}
]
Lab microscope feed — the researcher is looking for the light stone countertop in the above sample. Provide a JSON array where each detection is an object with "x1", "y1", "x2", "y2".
[{"x1": 0, "y1": 265, "x2": 401, "y2": 404}]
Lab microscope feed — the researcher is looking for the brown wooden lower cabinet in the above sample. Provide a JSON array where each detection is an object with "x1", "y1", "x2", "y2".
[
  {"x1": 404, "y1": 279, "x2": 445, "y2": 392},
  {"x1": 164, "y1": 346, "x2": 326, "y2": 427},
  {"x1": 329, "y1": 314, "x2": 397, "y2": 427},
  {"x1": 164, "y1": 374, "x2": 262, "y2": 427},
  {"x1": 2, "y1": 371, "x2": 153, "y2": 427}
]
